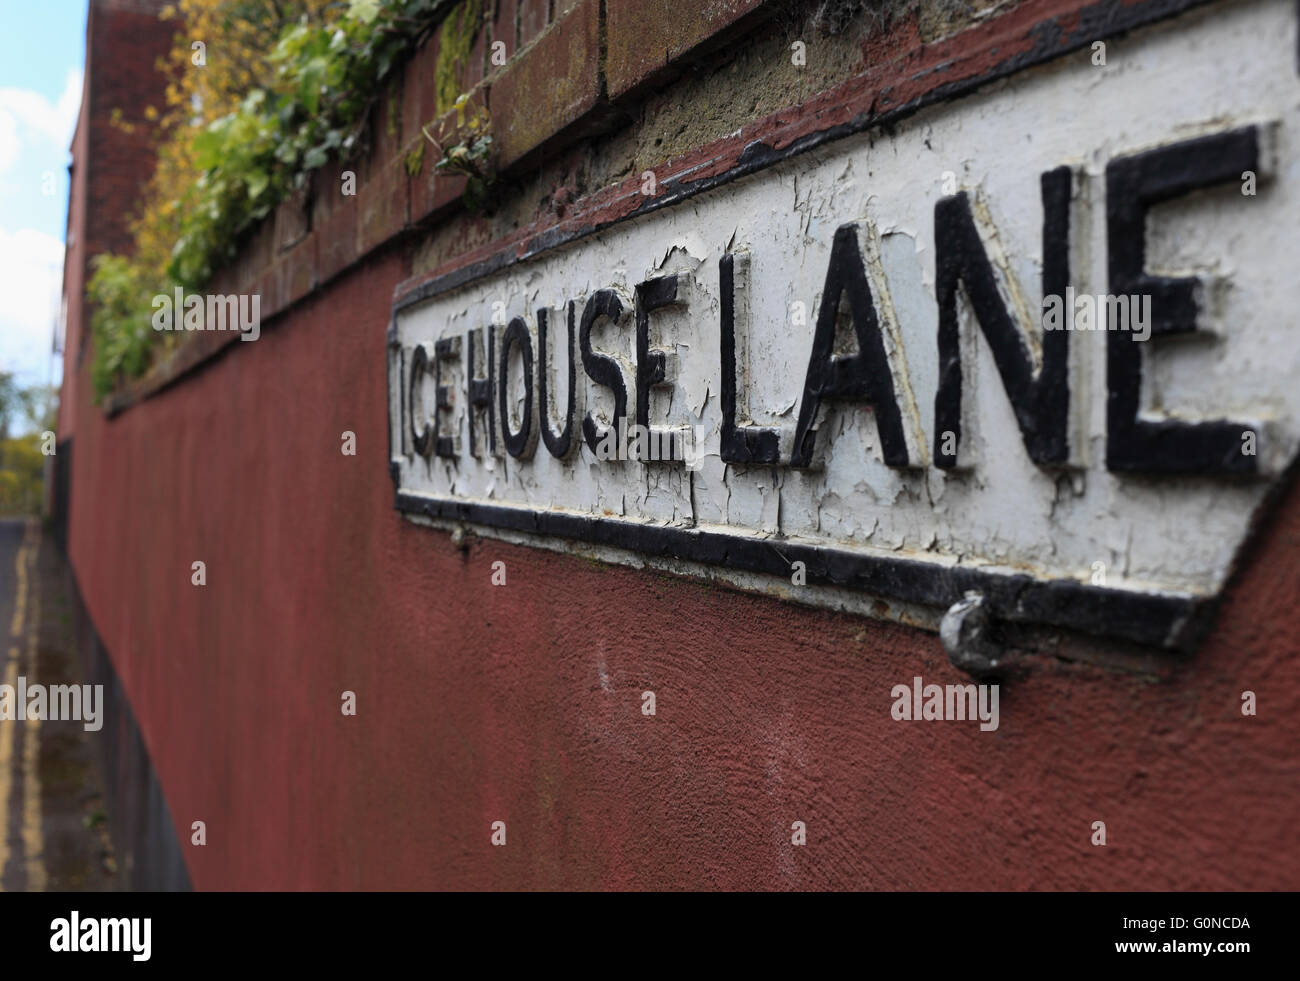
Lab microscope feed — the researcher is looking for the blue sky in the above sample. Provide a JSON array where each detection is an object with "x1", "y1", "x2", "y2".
[{"x1": 0, "y1": 0, "x2": 87, "y2": 391}]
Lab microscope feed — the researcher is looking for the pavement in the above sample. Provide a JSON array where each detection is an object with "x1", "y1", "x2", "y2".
[{"x1": 0, "y1": 516, "x2": 117, "y2": 891}]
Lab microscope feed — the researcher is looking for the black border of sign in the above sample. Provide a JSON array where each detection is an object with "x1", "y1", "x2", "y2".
[
  {"x1": 387, "y1": 0, "x2": 1279, "y2": 652},
  {"x1": 393, "y1": 490, "x2": 1209, "y2": 649}
]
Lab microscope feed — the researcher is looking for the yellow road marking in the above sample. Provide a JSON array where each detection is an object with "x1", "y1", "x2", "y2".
[
  {"x1": 0, "y1": 521, "x2": 31, "y2": 887},
  {"x1": 0, "y1": 521, "x2": 49, "y2": 891},
  {"x1": 0, "y1": 648, "x2": 18, "y2": 888},
  {"x1": 21, "y1": 552, "x2": 45, "y2": 892},
  {"x1": 9, "y1": 526, "x2": 30, "y2": 639}
]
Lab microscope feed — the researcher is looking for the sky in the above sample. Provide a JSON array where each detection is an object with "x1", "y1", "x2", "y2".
[{"x1": 0, "y1": 0, "x2": 86, "y2": 393}]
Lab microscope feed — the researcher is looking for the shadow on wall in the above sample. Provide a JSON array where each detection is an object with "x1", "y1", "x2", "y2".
[{"x1": 70, "y1": 573, "x2": 191, "y2": 891}]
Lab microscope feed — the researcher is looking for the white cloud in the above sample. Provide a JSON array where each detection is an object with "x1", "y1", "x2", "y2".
[
  {"x1": 0, "y1": 68, "x2": 83, "y2": 175},
  {"x1": 0, "y1": 226, "x2": 64, "y2": 383},
  {"x1": 0, "y1": 110, "x2": 17, "y2": 174},
  {"x1": 53, "y1": 69, "x2": 85, "y2": 141}
]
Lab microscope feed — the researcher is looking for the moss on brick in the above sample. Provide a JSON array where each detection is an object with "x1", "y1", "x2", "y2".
[
  {"x1": 387, "y1": 86, "x2": 400, "y2": 140},
  {"x1": 814, "y1": 0, "x2": 985, "y2": 39},
  {"x1": 435, "y1": 0, "x2": 483, "y2": 116},
  {"x1": 404, "y1": 142, "x2": 425, "y2": 176}
]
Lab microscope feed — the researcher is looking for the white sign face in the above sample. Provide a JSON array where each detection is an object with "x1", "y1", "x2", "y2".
[{"x1": 389, "y1": 0, "x2": 1300, "y2": 647}]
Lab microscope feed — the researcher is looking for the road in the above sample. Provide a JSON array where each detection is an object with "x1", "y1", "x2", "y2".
[{"x1": 0, "y1": 516, "x2": 116, "y2": 891}]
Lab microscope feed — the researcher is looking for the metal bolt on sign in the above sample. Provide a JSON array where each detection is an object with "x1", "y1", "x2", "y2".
[{"x1": 941, "y1": 592, "x2": 1010, "y2": 679}]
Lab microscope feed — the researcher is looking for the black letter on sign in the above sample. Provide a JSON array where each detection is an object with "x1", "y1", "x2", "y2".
[
  {"x1": 538, "y1": 302, "x2": 579, "y2": 459},
  {"x1": 790, "y1": 223, "x2": 910, "y2": 469},
  {"x1": 408, "y1": 344, "x2": 433, "y2": 458},
  {"x1": 720, "y1": 252, "x2": 779, "y2": 465},
  {"x1": 467, "y1": 326, "x2": 495, "y2": 457},
  {"x1": 498, "y1": 317, "x2": 537, "y2": 459},
  {"x1": 1106, "y1": 127, "x2": 1260, "y2": 474},
  {"x1": 635, "y1": 274, "x2": 684, "y2": 446},
  {"x1": 932, "y1": 166, "x2": 1073, "y2": 469},
  {"x1": 433, "y1": 336, "x2": 461, "y2": 458},
  {"x1": 580, "y1": 289, "x2": 629, "y2": 455}
]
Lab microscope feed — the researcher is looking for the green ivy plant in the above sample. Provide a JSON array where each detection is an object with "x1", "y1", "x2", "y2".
[
  {"x1": 88, "y1": 0, "x2": 473, "y2": 399},
  {"x1": 170, "y1": 0, "x2": 452, "y2": 288}
]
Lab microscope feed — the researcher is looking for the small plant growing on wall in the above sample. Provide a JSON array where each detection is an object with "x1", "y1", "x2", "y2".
[{"x1": 422, "y1": 93, "x2": 496, "y2": 214}]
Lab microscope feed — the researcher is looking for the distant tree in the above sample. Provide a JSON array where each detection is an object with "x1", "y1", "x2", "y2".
[
  {"x1": 0, "y1": 435, "x2": 44, "y2": 515},
  {"x1": 0, "y1": 374, "x2": 58, "y2": 513},
  {"x1": 0, "y1": 371, "x2": 19, "y2": 441},
  {"x1": 19, "y1": 384, "x2": 57, "y2": 434},
  {"x1": 0, "y1": 373, "x2": 57, "y2": 439}
]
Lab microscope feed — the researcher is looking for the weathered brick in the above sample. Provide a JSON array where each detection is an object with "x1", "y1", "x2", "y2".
[
  {"x1": 274, "y1": 186, "x2": 311, "y2": 253},
  {"x1": 489, "y1": 0, "x2": 602, "y2": 169},
  {"x1": 254, "y1": 264, "x2": 284, "y2": 320},
  {"x1": 311, "y1": 159, "x2": 342, "y2": 230},
  {"x1": 282, "y1": 233, "x2": 318, "y2": 307},
  {"x1": 81, "y1": 0, "x2": 173, "y2": 267},
  {"x1": 430, "y1": 0, "x2": 488, "y2": 118},
  {"x1": 409, "y1": 152, "x2": 465, "y2": 229},
  {"x1": 315, "y1": 195, "x2": 359, "y2": 284},
  {"x1": 517, "y1": 0, "x2": 548, "y2": 49},
  {"x1": 466, "y1": 14, "x2": 489, "y2": 91},
  {"x1": 490, "y1": 0, "x2": 516, "y2": 68},
  {"x1": 413, "y1": 169, "x2": 470, "y2": 228},
  {"x1": 408, "y1": 82, "x2": 486, "y2": 223},
  {"x1": 356, "y1": 157, "x2": 410, "y2": 257},
  {"x1": 605, "y1": 0, "x2": 774, "y2": 103},
  {"x1": 208, "y1": 265, "x2": 237, "y2": 298},
  {"x1": 401, "y1": 34, "x2": 441, "y2": 146},
  {"x1": 371, "y1": 74, "x2": 407, "y2": 172},
  {"x1": 232, "y1": 219, "x2": 276, "y2": 296}
]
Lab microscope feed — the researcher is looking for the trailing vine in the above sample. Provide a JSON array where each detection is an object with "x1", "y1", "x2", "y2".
[{"x1": 88, "y1": 0, "x2": 469, "y2": 399}]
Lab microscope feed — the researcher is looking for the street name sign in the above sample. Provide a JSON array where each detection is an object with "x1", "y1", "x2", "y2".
[{"x1": 388, "y1": 0, "x2": 1300, "y2": 648}]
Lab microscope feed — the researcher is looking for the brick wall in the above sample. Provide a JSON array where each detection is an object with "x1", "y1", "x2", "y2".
[{"x1": 60, "y1": 0, "x2": 173, "y2": 436}]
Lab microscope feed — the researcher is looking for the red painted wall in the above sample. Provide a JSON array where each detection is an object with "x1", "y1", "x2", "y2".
[{"x1": 63, "y1": 241, "x2": 1300, "y2": 889}]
